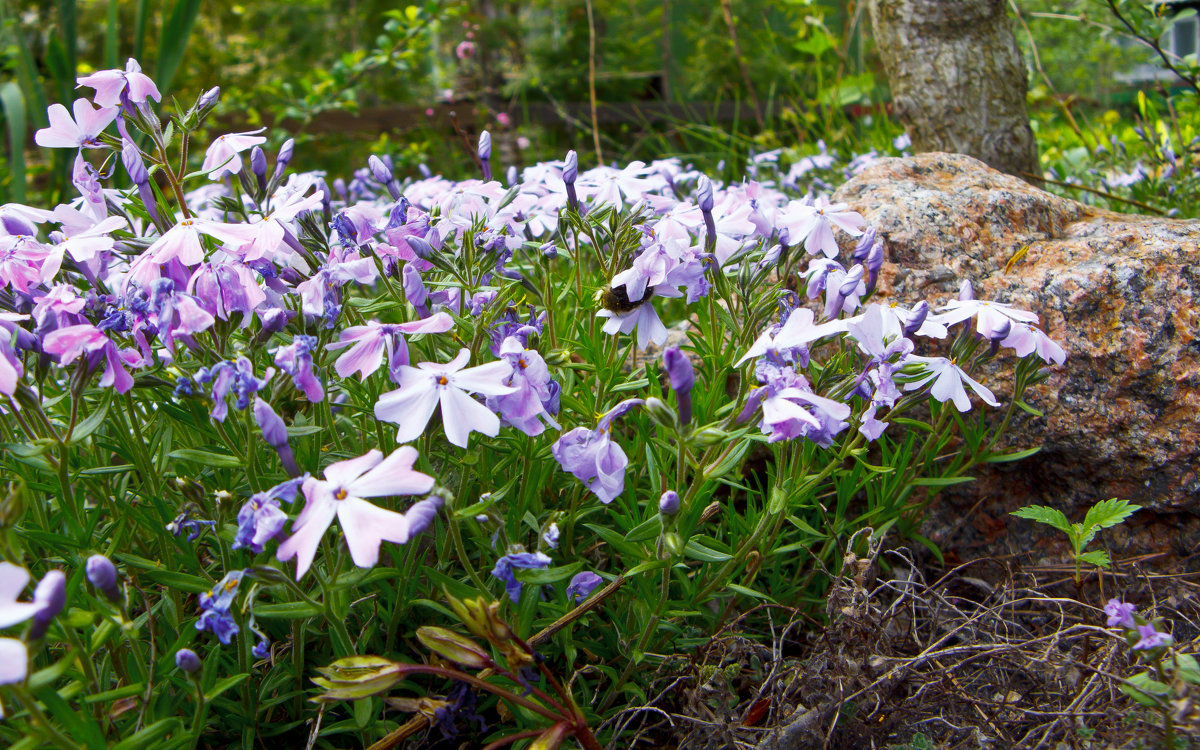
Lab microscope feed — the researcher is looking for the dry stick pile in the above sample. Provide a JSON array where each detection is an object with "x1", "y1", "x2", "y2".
[{"x1": 598, "y1": 533, "x2": 1200, "y2": 749}]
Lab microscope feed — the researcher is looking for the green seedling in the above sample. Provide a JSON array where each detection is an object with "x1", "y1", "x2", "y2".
[{"x1": 1011, "y1": 498, "x2": 1140, "y2": 584}]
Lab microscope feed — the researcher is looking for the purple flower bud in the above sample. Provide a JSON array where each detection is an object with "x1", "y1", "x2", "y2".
[
  {"x1": 406, "y1": 235, "x2": 435, "y2": 261},
  {"x1": 659, "y1": 490, "x2": 680, "y2": 515},
  {"x1": 506, "y1": 165, "x2": 518, "y2": 186},
  {"x1": 369, "y1": 155, "x2": 394, "y2": 186},
  {"x1": 402, "y1": 263, "x2": 430, "y2": 315},
  {"x1": 566, "y1": 571, "x2": 603, "y2": 604},
  {"x1": 696, "y1": 175, "x2": 715, "y2": 213},
  {"x1": 196, "y1": 86, "x2": 220, "y2": 112},
  {"x1": 865, "y1": 241, "x2": 884, "y2": 293},
  {"x1": 253, "y1": 397, "x2": 301, "y2": 476},
  {"x1": 86, "y1": 555, "x2": 122, "y2": 603},
  {"x1": 276, "y1": 138, "x2": 294, "y2": 171},
  {"x1": 663, "y1": 345, "x2": 694, "y2": 425},
  {"x1": 29, "y1": 571, "x2": 66, "y2": 639},
  {"x1": 826, "y1": 265, "x2": 864, "y2": 319},
  {"x1": 478, "y1": 130, "x2": 492, "y2": 162},
  {"x1": 903, "y1": 301, "x2": 929, "y2": 336},
  {"x1": 958, "y1": 279, "x2": 974, "y2": 301},
  {"x1": 418, "y1": 163, "x2": 432, "y2": 179},
  {"x1": 250, "y1": 146, "x2": 268, "y2": 180},
  {"x1": 563, "y1": 150, "x2": 578, "y2": 185},
  {"x1": 736, "y1": 388, "x2": 768, "y2": 425},
  {"x1": 175, "y1": 648, "x2": 202, "y2": 674},
  {"x1": 121, "y1": 140, "x2": 148, "y2": 186},
  {"x1": 853, "y1": 226, "x2": 877, "y2": 263},
  {"x1": 540, "y1": 242, "x2": 558, "y2": 260}
]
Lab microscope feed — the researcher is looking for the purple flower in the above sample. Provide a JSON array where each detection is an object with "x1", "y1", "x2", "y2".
[
  {"x1": 551, "y1": 399, "x2": 642, "y2": 504},
  {"x1": 490, "y1": 552, "x2": 552, "y2": 603},
  {"x1": 374, "y1": 349, "x2": 515, "y2": 448},
  {"x1": 201, "y1": 129, "x2": 268, "y2": 180},
  {"x1": 197, "y1": 570, "x2": 245, "y2": 644},
  {"x1": 777, "y1": 197, "x2": 865, "y2": 259},
  {"x1": 34, "y1": 99, "x2": 118, "y2": 149},
  {"x1": 167, "y1": 508, "x2": 216, "y2": 542},
  {"x1": 0, "y1": 563, "x2": 38, "y2": 629},
  {"x1": 76, "y1": 58, "x2": 161, "y2": 108},
  {"x1": 85, "y1": 555, "x2": 122, "y2": 603},
  {"x1": 903, "y1": 356, "x2": 998, "y2": 413},
  {"x1": 28, "y1": 571, "x2": 66, "y2": 639},
  {"x1": 658, "y1": 490, "x2": 680, "y2": 515},
  {"x1": 488, "y1": 337, "x2": 560, "y2": 436},
  {"x1": 233, "y1": 477, "x2": 303, "y2": 555},
  {"x1": 566, "y1": 572, "x2": 602, "y2": 604},
  {"x1": 186, "y1": 263, "x2": 266, "y2": 326},
  {"x1": 272, "y1": 335, "x2": 324, "y2": 402},
  {"x1": 194, "y1": 357, "x2": 273, "y2": 422},
  {"x1": 276, "y1": 448, "x2": 435, "y2": 579},
  {"x1": 1133, "y1": 623, "x2": 1171, "y2": 651},
  {"x1": 1104, "y1": 599, "x2": 1137, "y2": 629}
]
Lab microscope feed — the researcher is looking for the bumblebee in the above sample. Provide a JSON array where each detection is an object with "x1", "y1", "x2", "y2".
[{"x1": 597, "y1": 283, "x2": 654, "y2": 313}]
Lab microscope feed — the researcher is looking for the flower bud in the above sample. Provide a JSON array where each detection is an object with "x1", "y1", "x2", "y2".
[
  {"x1": 121, "y1": 140, "x2": 148, "y2": 186},
  {"x1": 195, "y1": 87, "x2": 220, "y2": 116},
  {"x1": 662, "y1": 346, "x2": 694, "y2": 394},
  {"x1": 405, "y1": 495, "x2": 443, "y2": 537},
  {"x1": 478, "y1": 131, "x2": 492, "y2": 181},
  {"x1": 29, "y1": 571, "x2": 66, "y2": 639},
  {"x1": 852, "y1": 226, "x2": 877, "y2": 263},
  {"x1": 543, "y1": 348, "x2": 573, "y2": 367},
  {"x1": 406, "y1": 235, "x2": 435, "y2": 261},
  {"x1": 696, "y1": 175, "x2": 715, "y2": 213},
  {"x1": 368, "y1": 155, "x2": 394, "y2": 186},
  {"x1": 276, "y1": 138, "x2": 294, "y2": 171},
  {"x1": 958, "y1": 279, "x2": 974, "y2": 301},
  {"x1": 865, "y1": 240, "x2": 884, "y2": 293},
  {"x1": 250, "y1": 146, "x2": 268, "y2": 180},
  {"x1": 658, "y1": 490, "x2": 680, "y2": 516},
  {"x1": 417, "y1": 626, "x2": 492, "y2": 669},
  {"x1": 562, "y1": 150, "x2": 578, "y2": 185},
  {"x1": 86, "y1": 554, "x2": 122, "y2": 603},
  {"x1": 644, "y1": 396, "x2": 677, "y2": 429},
  {"x1": 691, "y1": 425, "x2": 729, "y2": 447},
  {"x1": 175, "y1": 648, "x2": 202, "y2": 674},
  {"x1": 663, "y1": 532, "x2": 684, "y2": 556}
]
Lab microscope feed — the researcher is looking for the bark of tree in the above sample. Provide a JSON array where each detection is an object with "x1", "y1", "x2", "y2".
[{"x1": 869, "y1": 0, "x2": 1039, "y2": 180}]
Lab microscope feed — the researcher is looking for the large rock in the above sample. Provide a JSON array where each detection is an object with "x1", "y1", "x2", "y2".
[{"x1": 831, "y1": 153, "x2": 1200, "y2": 553}]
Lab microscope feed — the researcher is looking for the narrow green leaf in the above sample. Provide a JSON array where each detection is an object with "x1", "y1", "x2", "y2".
[
  {"x1": 623, "y1": 515, "x2": 663, "y2": 543},
  {"x1": 514, "y1": 562, "x2": 584, "y2": 585},
  {"x1": 111, "y1": 719, "x2": 182, "y2": 750},
  {"x1": 156, "y1": 0, "x2": 202, "y2": 95},
  {"x1": 205, "y1": 673, "x2": 249, "y2": 701},
  {"x1": 984, "y1": 446, "x2": 1041, "y2": 463},
  {"x1": 85, "y1": 683, "x2": 146, "y2": 704},
  {"x1": 683, "y1": 540, "x2": 732, "y2": 562},
  {"x1": 0, "y1": 82, "x2": 26, "y2": 202},
  {"x1": 167, "y1": 449, "x2": 243, "y2": 469},
  {"x1": 68, "y1": 399, "x2": 110, "y2": 443},
  {"x1": 253, "y1": 602, "x2": 321, "y2": 619},
  {"x1": 910, "y1": 476, "x2": 974, "y2": 487}
]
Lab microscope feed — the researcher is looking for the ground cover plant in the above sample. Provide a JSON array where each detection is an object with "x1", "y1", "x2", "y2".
[{"x1": 8, "y1": 60, "x2": 1187, "y2": 750}]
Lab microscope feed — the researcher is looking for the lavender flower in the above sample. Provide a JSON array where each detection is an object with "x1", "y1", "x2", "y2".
[
  {"x1": 86, "y1": 555, "x2": 122, "y2": 603},
  {"x1": 233, "y1": 477, "x2": 303, "y2": 555},
  {"x1": 28, "y1": 571, "x2": 66, "y2": 639},
  {"x1": 659, "y1": 490, "x2": 680, "y2": 515},
  {"x1": 197, "y1": 570, "x2": 246, "y2": 644},
  {"x1": 175, "y1": 648, "x2": 202, "y2": 674},
  {"x1": 1105, "y1": 599, "x2": 1137, "y2": 629},
  {"x1": 551, "y1": 399, "x2": 642, "y2": 504},
  {"x1": 1133, "y1": 623, "x2": 1172, "y2": 651},
  {"x1": 490, "y1": 552, "x2": 552, "y2": 603},
  {"x1": 566, "y1": 572, "x2": 603, "y2": 604}
]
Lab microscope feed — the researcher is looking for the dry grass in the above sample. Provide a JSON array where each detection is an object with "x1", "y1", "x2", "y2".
[{"x1": 599, "y1": 532, "x2": 1200, "y2": 749}]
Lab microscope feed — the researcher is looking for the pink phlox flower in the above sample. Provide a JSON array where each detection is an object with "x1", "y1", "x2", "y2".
[
  {"x1": 276, "y1": 447, "x2": 436, "y2": 579},
  {"x1": 1001, "y1": 321, "x2": 1067, "y2": 365},
  {"x1": 737, "y1": 307, "x2": 847, "y2": 368},
  {"x1": 328, "y1": 312, "x2": 455, "y2": 380},
  {"x1": 42, "y1": 323, "x2": 142, "y2": 393},
  {"x1": 903, "y1": 356, "x2": 999, "y2": 412},
  {"x1": 578, "y1": 162, "x2": 655, "y2": 209},
  {"x1": 1104, "y1": 599, "x2": 1137, "y2": 629},
  {"x1": 32, "y1": 284, "x2": 86, "y2": 330},
  {"x1": 76, "y1": 58, "x2": 161, "y2": 107},
  {"x1": 0, "y1": 203, "x2": 56, "y2": 236},
  {"x1": 785, "y1": 141, "x2": 836, "y2": 183},
  {"x1": 34, "y1": 99, "x2": 118, "y2": 149},
  {"x1": 374, "y1": 348, "x2": 516, "y2": 448},
  {"x1": 1133, "y1": 623, "x2": 1172, "y2": 651},
  {"x1": 271, "y1": 335, "x2": 324, "y2": 402},
  {"x1": 186, "y1": 262, "x2": 267, "y2": 326},
  {"x1": 757, "y1": 363, "x2": 852, "y2": 446},
  {"x1": 0, "y1": 234, "x2": 55, "y2": 293},
  {"x1": 201, "y1": 129, "x2": 268, "y2": 180},
  {"x1": 55, "y1": 215, "x2": 125, "y2": 270},
  {"x1": 431, "y1": 180, "x2": 506, "y2": 230},
  {"x1": 777, "y1": 196, "x2": 864, "y2": 258},
  {"x1": 597, "y1": 286, "x2": 682, "y2": 351},
  {"x1": 487, "y1": 336, "x2": 560, "y2": 436},
  {"x1": 148, "y1": 279, "x2": 215, "y2": 354},
  {"x1": 551, "y1": 399, "x2": 642, "y2": 504},
  {"x1": 72, "y1": 153, "x2": 107, "y2": 221},
  {"x1": 846, "y1": 304, "x2": 915, "y2": 364},
  {"x1": 610, "y1": 242, "x2": 679, "y2": 303}
]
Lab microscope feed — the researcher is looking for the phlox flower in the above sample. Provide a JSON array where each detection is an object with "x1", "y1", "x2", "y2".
[
  {"x1": 193, "y1": 357, "x2": 273, "y2": 422},
  {"x1": 490, "y1": 552, "x2": 552, "y2": 603},
  {"x1": 43, "y1": 323, "x2": 143, "y2": 393},
  {"x1": 0, "y1": 562, "x2": 40, "y2": 628},
  {"x1": 551, "y1": 399, "x2": 642, "y2": 504},
  {"x1": 1104, "y1": 599, "x2": 1137, "y2": 629},
  {"x1": 202, "y1": 129, "x2": 268, "y2": 180},
  {"x1": 1001, "y1": 322, "x2": 1067, "y2": 365},
  {"x1": 0, "y1": 327, "x2": 23, "y2": 397},
  {"x1": 487, "y1": 337, "x2": 560, "y2": 436},
  {"x1": 0, "y1": 637, "x2": 27, "y2": 696},
  {"x1": 272, "y1": 336, "x2": 324, "y2": 402},
  {"x1": 756, "y1": 364, "x2": 851, "y2": 446},
  {"x1": 903, "y1": 356, "x2": 999, "y2": 412},
  {"x1": 76, "y1": 58, "x2": 161, "y2": 107},
  {"x1": 1133, "y1": 623, "x2": 1172, "y2": 651},
  {"x1": 375, "y1": 348, "x2": 515, "y2": 448},
  {"x1": 186, "y1": 262, "x2": 267, "y2": 325},
  {"x1": 327, "y1": 312, "x2": 455, "y2": 381},
  {"x1": 276, "y1": 448, "x2": 436, "y2": 579},
  {"x1": 566, "y1": 572, "x2": 603, "y2": 604},
  {"x1": 197, "y1": 570, "x2": 246, "y2": 644},
  {"x1": 34, "y1": 99, "x2": 118, "y2": 149},
  {"x1": 737, "y1": 306, "x2": 847, "y2": 369},
  {"x1": 577, "y1": 161, "x2": 655, "y2": 209},
  {"x1": 233, "y1": 477, "x2": 304, "y2": 554},
  {"x1": 777, "y1": 196, "x2": 865, "y2": 258}
]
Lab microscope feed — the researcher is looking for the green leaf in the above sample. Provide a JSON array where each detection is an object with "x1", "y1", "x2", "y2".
[
  {"x1": 1082, "y1": 498, "x2": 1140, "y2": 532},
  {"x1": 1120, "y1": 672, "x2": 1169, "y2": 707},
  {"x1": 910, "y1": 476, "x2": 975, "y2": 487},
  {"x1": 623, "y1": 515, "x2": 663, "y2": 543},
  {"x1": 167, "y1": 448, "x2": 243, "y2": 469},
  {"x1": 1010, "y1": 505, "x2": 1072, "y2": 535},
  {"x1": 984, "y1": 446, "x2": 1041, "y2": 463},
  {"x1": 68, "y1": 399, "x2": 110, "y2": 443},
  {"x1": 111, "y1": 719, "x2": 183, "y2": 750},
  {"x1": 1014, "y1": 400, "x2": 1044, "y2": 417},
  {"x1": 84, "y1": 683, "x2": 145, "y2": 704},
  {"x1": 1077, "y1": 550, "x2": 1111, "y2": 569},
  {"x1": 253, "y1": 601, "x2": 321, "y2": 619},
  {"x1": 683, "y1": 540, "x2": 732, "y2": 562},
  {"x1": 0, "y1": 82, "x2": 27, "y2": 202},
  {"x1": 205, "y1": 673, "x2": 249, "y2": 701},
  {"x1": 1172, "y1": 653, "x2": 1200, "y2": 685},
  {"x1": 727, "y1": 583, "x2": 774, "y2": 601},
  {"x1": 513, "y1": 562, "x2": 584, "y2": 585},
  {"x1": 156, "y1": 0, "x2": 202, "y2": 95}
]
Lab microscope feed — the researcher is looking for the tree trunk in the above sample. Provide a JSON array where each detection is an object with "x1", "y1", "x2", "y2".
[{"x1": 869, "y1": 0, "x2": 1039, "y2": 180}]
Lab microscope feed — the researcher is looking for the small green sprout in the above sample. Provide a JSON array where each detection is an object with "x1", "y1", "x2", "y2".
[{"x1": 1011, "y1": 498, "x2": 1140, "y2": 584}]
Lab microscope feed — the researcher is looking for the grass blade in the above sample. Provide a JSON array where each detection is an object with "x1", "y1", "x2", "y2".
[
  {"x1": 0, "y1": 81, "x2": 27, "y2": 203},
  {"x1": 155, "y1": 0, "x2": 202, "y2": 95}
]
